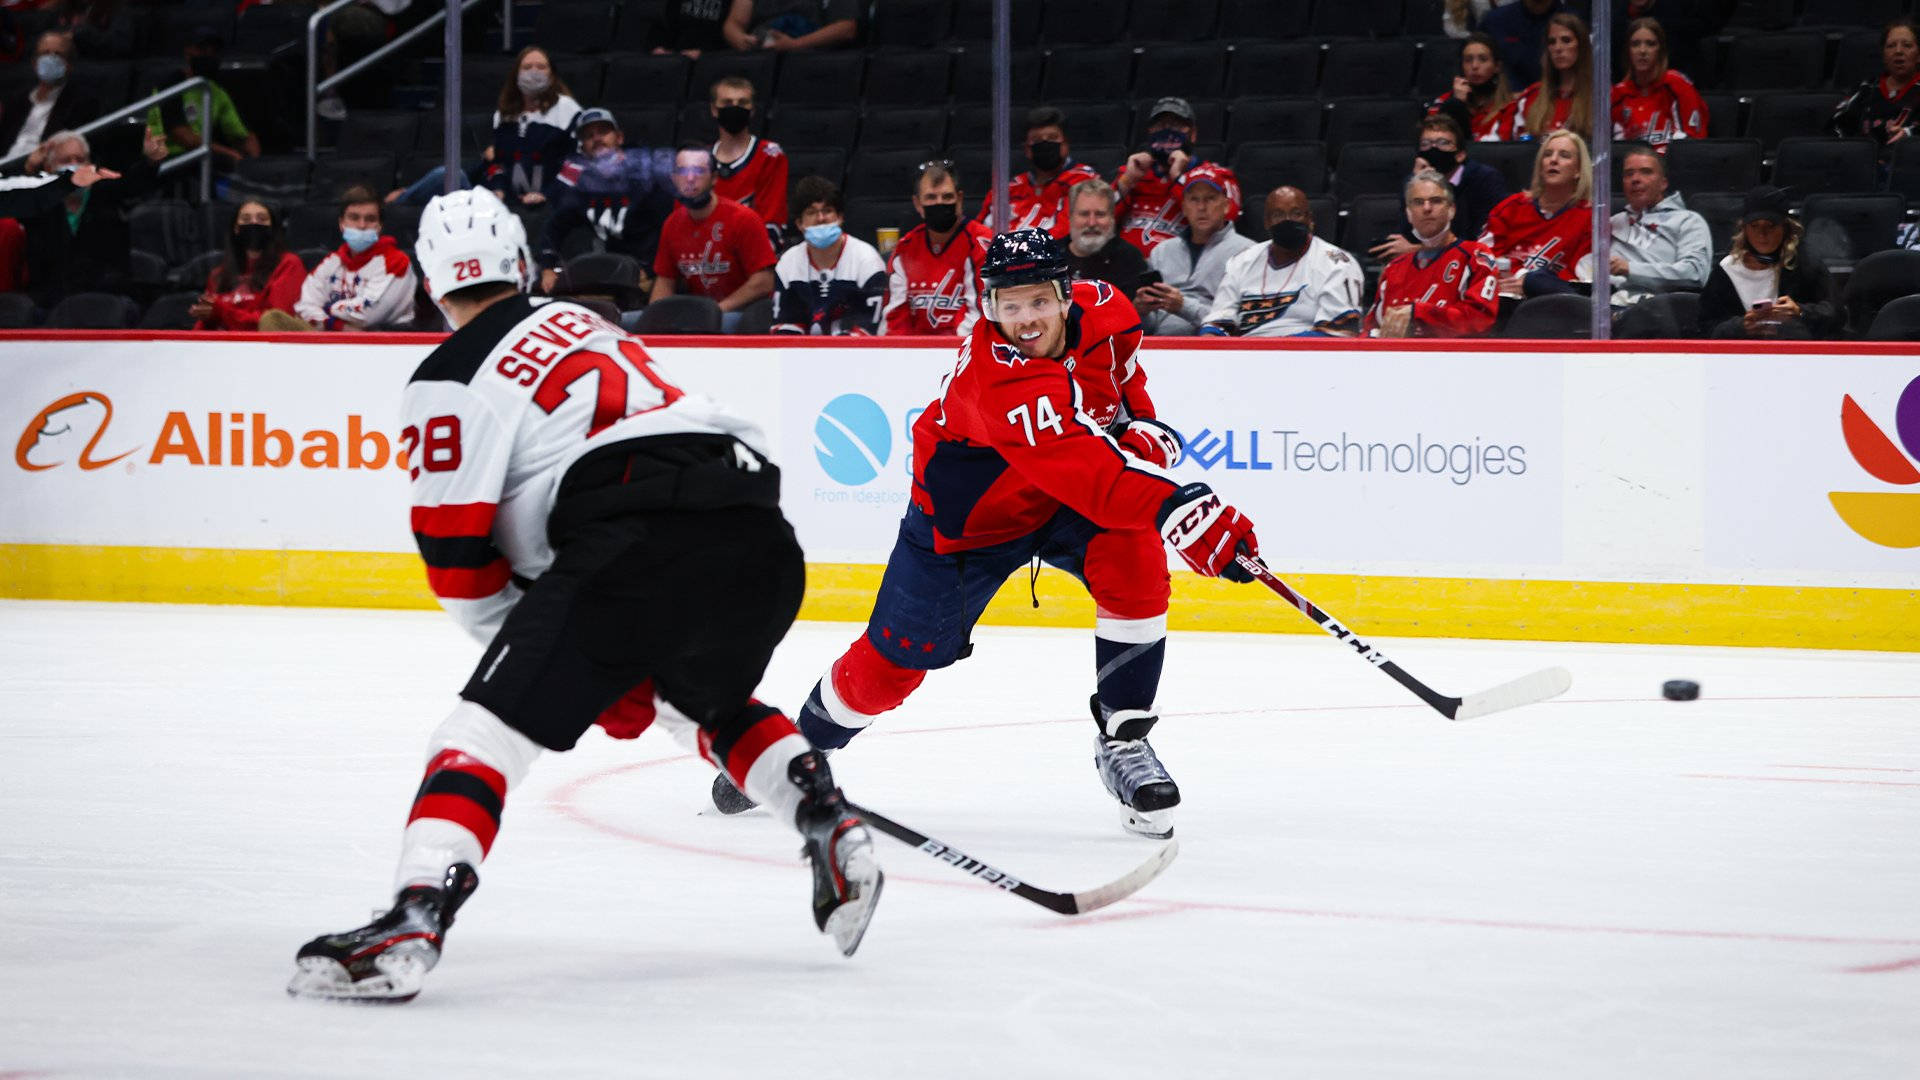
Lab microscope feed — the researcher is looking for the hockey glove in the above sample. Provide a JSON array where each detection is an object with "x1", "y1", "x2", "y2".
[
  {"x1": 1114, "y1": 417, "x2": 1183, "y2": 469},
  {"x1": 1156, "y1": 482, "x2": 1259, "y2": 583}
]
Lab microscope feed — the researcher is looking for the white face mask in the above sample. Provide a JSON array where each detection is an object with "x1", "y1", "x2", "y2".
[
  {"x1": 36, "y1": 55, "x2": 67, "y2": 84},
  {"x1": 517, "y1": 70, "x2": 549, "y2": 95}
]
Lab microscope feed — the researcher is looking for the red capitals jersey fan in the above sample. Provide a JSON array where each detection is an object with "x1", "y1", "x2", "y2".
[
  {"x1": 653, "y1": 195, "x2": 777, "y2": 300},
  {"x1": 883, "y1": 219, "x2": 993, "y2": 336},
  {"x1": 1611, "y1": 71, "x2": 1708, "y2": 147},
  {"x1": 712, "y1": 135, "x2": 789, "y2": 234},
  {"x1": 1479, "y1": 193, "x2": 1592, "y2": 281},
  {"x1": 1113, "y1": 170, "x2": 1185, "y2": 254},
  {"x1": 977, "y1": 160, "x2": 1103, "y2": 239},
  {"x1": 1363, "y1": 240, "x2": 1500, "y2": 337},
  {"x1": 911, "y1": 278, "x2": 1173, "y2": 553}
]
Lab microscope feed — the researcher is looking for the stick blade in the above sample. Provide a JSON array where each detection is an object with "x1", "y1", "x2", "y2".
[
  {"x1": 1065, "y1": 838, "x2": 1180, "y2": 915},
  {"x1": 1453, "y1": 666, "x2": 1573, "y2": 720}
]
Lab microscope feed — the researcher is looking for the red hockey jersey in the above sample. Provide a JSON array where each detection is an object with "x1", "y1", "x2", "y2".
[
  {"x1": 653, "y1": 195, "x2": 778, "y2": 300},
  {"x1": 712, "y1": 136, "x2": 789, "y2": 230},
  {"x1": 1611, "y1": 71, "x2": 1708, "y2": 147},
  {"x1": 1363, "y1": 240, "x2": 1500, "y2": 337},
  {"x1": 910, "y1": 278, "x2": 1173, "y2": 553},
  {"x1": 1479, "y1": 193, "x2": 1592, "y2": 282},
  {"x1": 1112, "y1": 169, "x2": 1186, "y2": 254},
  {"x1": 883, "y1": 219, "x2": 993, "y2": 336},
  {"x1": 1429, "y1": 92, "x2": 1519, "y2": 142},
  {"x1": 976, "y1": 160, "x2": 1103, "y2": 239},
  {"x1": 1509, "y1": 82, "x2": 1576, "y2": 139}
]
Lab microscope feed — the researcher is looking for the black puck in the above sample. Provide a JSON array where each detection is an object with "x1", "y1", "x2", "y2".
[{"x1": 1662, "y1": 680, "x2": 1700, "y2": 701}]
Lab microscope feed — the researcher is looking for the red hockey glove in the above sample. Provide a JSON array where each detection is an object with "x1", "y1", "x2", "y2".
[
  {"x1": 1115, "y1": 417, "x2": 1183, "y2": 469},
  {"x1": 594, "y1": 680, "x2": 657, "y2": 740},
  {"x1": 1156, "y1": 482, "x2": 1259, "y2": 582}
]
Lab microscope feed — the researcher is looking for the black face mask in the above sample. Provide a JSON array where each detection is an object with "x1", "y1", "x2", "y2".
[
  {"x1": 1146, "y1": 130, "x2": 1190, "y2": 172},
  {"x1": 188, "y1": 54, "x2": 218, "y2": 79},
  {"x1": 715, "y1": 105, "x2": 751, "y2": 135},
  {"x1": 921, "y1": 202, "x2": 959, "y2": 233},
  {"x1": 1750, "y1": 248, "x2": 1781, "y2": 265},
  {"x1": 676, "y1": 191, "x2": 714, "y2": 210},
  {"x1": 1270, "y1": 219, "x2": 1311, "y2": 251},
  {"x1": 1418, "y1": 147, "x2": 1459, "y2": 174},
  {"x1": 1028, "y1": 140, "x2": 1064, "y2": 173},
  {"x1": 235, "y1": 223, "x2": 271, "y2": 252}
]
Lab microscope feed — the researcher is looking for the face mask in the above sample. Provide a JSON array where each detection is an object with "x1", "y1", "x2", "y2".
[
  {"x1": 715, "y1": 105, "x2": 751, "y2": 135},
  {"x1": 342, "y1": 227, "x2": 379, "y2": 254},
  {"x1": 236, "y1": 223, "x2": 272, "y2": 252},
  {"x1": 517, "y1": 70, "x2": 549, "y2": 95},
  {"x1": 36, "y1": 55, "x2": 67, "y2": 84},
  {"x1": 921, "y1": 202, "x2": 959, "y2": 232},
  {"x1": 1028, "y1": 140, "x2": 1064, "y2": 172},
  {"x1": 803, "y1": 222, "x2": 842, "y2": 249},
  {"x1": 188, "y1": 55, "x2": 218, "y2": 80},
  {"x1": 54, "y1": 161, "x2": 80, "y2": 174},
  {"x1": 1414, "y1": 223, "x2": 1452, "y2": 246},
  {"x1": 676, "y1": 191, "x2": 713, "y2": 210},
  {"x1": 1750, "y1": 248, "x2": 1780, "y2": 265},
  {"x1": 1146, "y1": 130, "x2": 1190, "y2": 170},
  {"x1": 1270, "y1": 219, "x2": 1311, "y2": 251},
  {"x1": 1418, "y1": 148, "x2": 1458, "y2": 174}
]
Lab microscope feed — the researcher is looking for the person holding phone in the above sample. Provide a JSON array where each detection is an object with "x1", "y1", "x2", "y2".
[
  {"x1": 1697, "y1": 186, "x2": 1842, "y2": 339},
  {"x1": 1135, "y1": 162, "x2": 1254, "y2": 335}
]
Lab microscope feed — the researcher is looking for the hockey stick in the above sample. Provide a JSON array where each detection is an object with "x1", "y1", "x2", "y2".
[
  {"x1": 1234, "y1": 554, "x2": 1572, "y2": 721},
  {"x1": 847, "y1": 801, "x2": 1179, "y2": 916}
]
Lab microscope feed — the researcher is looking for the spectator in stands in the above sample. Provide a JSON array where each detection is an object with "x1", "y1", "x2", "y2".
[
  {"x1": 722, "y1": 0, "x2": 858, "y2": 52},
  {"x1": 1614, "y1": 0, "x2": 1711, "y2": 79},
  {"x1": 1442, "y1": 0, "x2": 1494, "y2": 39},
  {"x1": 650, "y1": 0, "x2": 731, "y2": 58},
  {"x1": 1831, "y1": 17, "x2": 1919, "y2": 165},
  {"x1": 1203, "y1": 185, "x2": 1363, "y2": 338},
  {"x1": 980, "y1": 105, "x2": 1101, "y2": 239},
  {"x1": 1512, "y1": 13, "x2": 1595, "y2": 142},
  {"x1": 1610, "y1": 17, "x2": 1707, "y2": 148},
  {"x1": 884, "y1": 160, "x2": 991, "y2": 337},
  {"x1": 324, "y1": 1, "x2": 410, "y2": 114},
  {"x1": 1481, "y1": 0, "x2": 1565, "y2": 89},
  {"x1": 1113, "y1": 96, "x2": 1200, "y2": 255},
  {"x1": 144, "y1": 27, "x2": 261, "y2": 166},
  {"x1": 1065, "y1": 177, "x2": 1149, "y2": 293},
  {"x1": 17, "y1": 127, "x2": 165, "y2": 307},
  {"x1": 770, "y1": 174, "x2": 886, "y2": 335},
  {"x1": 1481, "y1": 128, "x2": 1591, "y2": 298},
  {"x1": 708, "y1": 75, "x2": 788, "y2": 243},
  {"x1": 1136, "y1": 162, "x2": 1255, "y2": 335},
  {"x1": 1364, "y1": 171, "x2": 1500, "y2": 338},
  {"x1": 291, "y1": 185, "x2": 419, "y2": 331},
  {"x1": 1, "y1": 31, "x2": 98, "y2": 166},
  {"x1": 537, "y1": 108, "x2": 675, "y2": 292},
  {"x1": 481, "y1": 46, "x2": 580, "y2": 208},
  {"x1": 1432, "y1": 32, "x2": 1518, "y2": 142},
  {"x1": 1593, "y1": 144, "x2": 1710, "y2": 306},
  {"x1": 650, "y1": 143, "x2": 776, "y2": 332},
  {"x1": 1370, "y1": 115, "x2": 1509, "y2": 262},
  {"x1": 1698, "y1": 186, "x2": 1842, "y2": 340},
  {"x1": 191, "y1": 200, "x2": 306, "y2": 332}
]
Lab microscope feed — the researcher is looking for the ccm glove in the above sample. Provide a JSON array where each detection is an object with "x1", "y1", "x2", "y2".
[
  {"x1": 1114, "y1": 417, "x2": 1183, "y2": 469},
  {"x1": 1156, "y1": 482, "x2": 1259, "y2": 582}
]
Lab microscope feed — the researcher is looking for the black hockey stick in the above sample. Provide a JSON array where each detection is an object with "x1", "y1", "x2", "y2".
[
  {"x1": 1234, "y1": 554, "x2": 1571, "y2": 721},
  {"x1": 846, "y1": 801, "x2": 1178, "y2": 916}
]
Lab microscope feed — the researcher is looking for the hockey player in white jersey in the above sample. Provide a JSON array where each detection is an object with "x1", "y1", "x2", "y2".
[{"x1": 288, "y1": 188, "x2": 882, "y2": 1004}]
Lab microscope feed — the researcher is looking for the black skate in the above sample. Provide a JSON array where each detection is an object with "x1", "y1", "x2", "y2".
[
  {"x1": 789, "y1": 751, "x2": 883, "y2": 956},
  {"x1": 286, "y1": 863, "x2": 479, "y2": 1004},
  {"x1": 1090, "y1": 695, "x2": 1180, "y2": 839},
  {"x1": 710, "y1": 771, "x2": 758, "y2": 815}
]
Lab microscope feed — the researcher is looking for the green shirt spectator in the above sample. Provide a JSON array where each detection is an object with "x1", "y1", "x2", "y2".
[{"x1": 144, "y1": 27, "x2": 262, "y2": 164}]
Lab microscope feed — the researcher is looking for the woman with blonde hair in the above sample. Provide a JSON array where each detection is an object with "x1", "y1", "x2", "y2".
[
  {"x1": 1509, "y1": 14, "x2": 1594, "y2": 142},
  {"x1": 1477, "y1": 129, "x2": 1592, "y2": 298},
  {"x1": 1611, "y1": 17, "x2": 1709, "y2": 147},
  {"x1": 1697, "y1": 186, "x2": 1841, "y2": 339}
]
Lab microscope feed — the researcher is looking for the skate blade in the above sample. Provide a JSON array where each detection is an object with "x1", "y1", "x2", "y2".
[
  {"x1": 285, "y1": 952, "x2": 428, "y2": 1005},
  {"x1": 824, "y1": 868, "x2": 885, "y2": 958},
  {"x1": 1119, "y1": 806, "x2": 1175, "y2": 840}
]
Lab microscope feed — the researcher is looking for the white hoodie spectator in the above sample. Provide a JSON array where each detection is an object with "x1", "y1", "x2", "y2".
[
  {"x1": 1576, "y1": 146, "x2": 1710, "y2": 307},
  {"x1": 294, "y1": 189, "x2": 418, "y2": 330}
]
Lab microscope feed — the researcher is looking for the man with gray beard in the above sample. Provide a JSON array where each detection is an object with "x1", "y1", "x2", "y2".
[{"x1": 1064, "y1": 178, "x2": 1149, "y2": 293}]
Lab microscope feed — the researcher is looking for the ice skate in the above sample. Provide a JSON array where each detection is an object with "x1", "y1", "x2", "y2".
[
  {"x1": 287, "y1": 863, "x2": 479, "y2": 1004},
  {"x1": 789, "y1": 751, "x2": 883, "y2": 956},
  {"x1": 1090, "y1": 697, "x2": 1180, "y2": 839},
  {"x1": 710, "y1": 771, "x2": 758, "y2": 815}
]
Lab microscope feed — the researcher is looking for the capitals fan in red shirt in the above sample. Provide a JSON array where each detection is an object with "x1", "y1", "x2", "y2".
[
  {"x1": 884, "y1": 162, "x2": 992, "y2": 336},
  {"x1": 650, "y1": 145, "x2": 777, "y2": 328},
  {"x1": 707, "y1": 75, "x2": 788, "y2": 245},
  {"x1": 975, "y1": 106, "x2": 1102, "y2": 239},
  {"x1": 1112, "y1": 96, "x2": 1202, "y2": 255},
  {"x1": 1610, "y1": 18, "x2": 1708, "y2": 148},
  {"x1": 710, "y1": 230, "x2": 1262, "y2": 841},
  {"x1": 1479, "y1": 130, "x2": 1593, "y2": 294},
  {"x1": 1365, "y1": 171, "x2": 1499, "y2": 338}
]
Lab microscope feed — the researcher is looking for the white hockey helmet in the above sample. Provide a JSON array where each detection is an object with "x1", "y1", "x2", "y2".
[{"x1": 415, "y1": 186, "x2": 533, "y2": 302}]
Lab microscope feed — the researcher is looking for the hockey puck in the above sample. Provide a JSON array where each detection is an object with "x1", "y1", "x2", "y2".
[{"x1": 1662, "y1": 680, "x2": 1700, "y2": 701}]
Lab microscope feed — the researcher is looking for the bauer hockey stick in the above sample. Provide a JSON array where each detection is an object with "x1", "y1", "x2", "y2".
[
  {"x1": 1234, "y1": 554, "x2": 1572, "y2": 721},
  {"x1": 847, "y1": 801, "x2": 1179, "y2": 916}
]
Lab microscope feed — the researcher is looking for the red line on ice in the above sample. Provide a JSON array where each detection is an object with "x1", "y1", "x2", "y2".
[{"x1": 1845, "y1": 955, "x2": 1920, "y2": 974}]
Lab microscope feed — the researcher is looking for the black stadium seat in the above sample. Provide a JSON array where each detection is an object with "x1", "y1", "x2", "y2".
[
  {"x1": 1665, "y1": 139, "x2": 1762, "y2": 197},
  {"x1": 864, "y1": 50, "x2": 953, "y2": 106},
  {"x1": 1041, "y1": 0, "x2": 1130, "y2": 44},
  {"x1": 784, "y1": 147, "x2": 848, "y2": 190},
  {"x1": 1770, "y1": 137, "x2": 1877, "y2": 200},
  {"x1": 1230, "y1": 140, "x2": 1328, "y2": 196},
  {"x1": 1218, "y1": 0, "x2": 1312, "y2": 40},
  {"x1": 1319, "y1": 40, "x2": 1417, "y2": 98},
  {"x1": 869, "y1": 0, "x2": 953, "y2": 48},
  {"x1": 1721, "y1": 33, "x2": 1827, "y2": 92},
  {"x1": 535, "y1": 1, "x2": 615, "y2": 55},
  {"x1": 689, "y1": 51, "x2": 774, "y2": 103},
  {"x1": 1800, "y1": 193, "x2": 1906, "y2": 267},
  {"x1": 0, "y1": 292, "x2": 38, "y2": 329},
  {"x1": 953, "y1": 47, "x2": 1044, "y2": 103},
  {"x1": 613, "y1": 106, "x2": 678, "y2": 147},
  {"x1": 1127, "y1": 0, "x2": 1223, "y2": 42},
  {"x1": 1831, "y1": 29, "x2": 1887, "y2": 90},
  {"x1": 771, "y1": 106, "x2": 859, "y2": 151},
  {"x1": 601, "y1": 54, "x2": 690, "y2": 106},
  {"x1": 1504, "y1": 293, "x2": 1591, "y2": 338},
  {"x1": 1225, "y1": 42, "x2": 1320, "y2": 98},
  {"x1": 1890, "y1": 140, "x2": 1920, "y2": 208},
  {"x1": 1414, "y1": 36, "x2": 1462, "y2": 99},
  {"x1": 1613, "y1": 292, "x2": 1702, "y2": 339},
  {"x1": 1795, "y1": 0, "x2": 1904, "y2": 32},
  {"x1": 635, "y1": 295, "x2": 722, "y2": 334},
  {"x1": 950, "y1": 0, "x2": 1041, "y2": 43},
  {"x1": 1324, "y1": 98, "x2": 1421, "y2": 149},
  {"x1": 129, "y1": 201, "x2": 205, "y2": 267},
  {"x1": 1041, "y1": 47, "x2": 1135, "y2": 103},
  {"x1": 1313, "y1": 0, "x2": 1402, "y2": 38},
  {"x1": 46, "y1": 293, "x2": 142, "y2": 330},
  {"x1": 1685, "y1": 190, "x2": 1746, "y2": 259},
  {"x1": 1723, "y1": 0, "x2": 1795, "y2": 31},
  {"x1": 140, "y1": 292, "x2": 202, "y2": 331},
  {"x1": 1226, "y1": 97, "x2": 1323, "y2": 145},
  {"x1": 1842, "y1": 250, "x2": 1920, "y2": 336},
  {"x1": 337, "y1": 111, "x2": 421, "y2": 157},
  {"x1": 1471, "y1": 141, "x2": 1537, "y2": 195},
  {"x1": 1332, "y1": 141, "x2": 1411, "y2": 202},
  {"x1": 310, "y1": 154, "x2": 396, "y2": 197},
  {"x1": 287, "y1": 203, "x2": 343, "y2": 251},
  {"x1": 1744, "y1": 92, "x2": 1842, "y2": 151},
  {"x1": 1866, "y1": 295, "x2": 1920, "y2": 341},
  {"x1": 862, "y1": 107, "x2": 948, "y2": 151},
  {"x1": 1131, "y1": 43, "x2": 1229, "y2": 99},
  {"x1": 169, "y1": 250, "x2": 224, "y2": 291},
  {"x1": 1699, "y1": 92, "x2": 1743, "y2": 139},
  {"x1": 1057, "y1": 101, "x2": 1132, "y2": 146},
  {"x1": 1339, "y1": 192, "x2": 1411, "y2": 266},
  {"x1": 945, "y1": 105, "x2": 997, "y2": 148},
  {"x1": 775, "y1": 52, "x2": 865, "y2": 105}
]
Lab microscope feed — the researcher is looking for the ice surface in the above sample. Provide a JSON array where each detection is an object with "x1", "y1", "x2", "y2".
[{"x1": 1, "y1": 599, "x2": 1915, "y2": 1078}]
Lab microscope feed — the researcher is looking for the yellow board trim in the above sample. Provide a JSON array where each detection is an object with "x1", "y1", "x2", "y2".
[{"x1": 2, "y1": 543, "x2": 1915, "y2": 652}]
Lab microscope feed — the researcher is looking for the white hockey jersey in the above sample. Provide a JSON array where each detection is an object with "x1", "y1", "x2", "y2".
[
  {"x1": 402, "y1": 296, "x2": 770, "y2": 643},
  {"x1": 770, "y1": 235, "x2": 888, "y2": 335},
  {"x1": 1203, "y1": 235, "x2": 1364, "y2": 337}
]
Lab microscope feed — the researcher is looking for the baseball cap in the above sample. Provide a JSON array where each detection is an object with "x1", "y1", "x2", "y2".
[
  {"x1": 1177, "y1": 162, "x2": 1242, "y2": 220},
  {"x1": 575, "y1": 108, "x2": 621, "y2": 136},
  {"x1": 1148, "y1": 96, "x2": 1196, "y2": 125},
  {"x1": 1740, "y1": 185, "x2": 1790, "y2": 225}
]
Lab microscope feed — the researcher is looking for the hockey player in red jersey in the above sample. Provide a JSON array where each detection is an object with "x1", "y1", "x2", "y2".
[
  {"x1": 287, "y1": 188, "x2": 881, "y2": 1004},
  {"x1": 713, "y1": 230, "x2": 1262, "y2": 838},
  {"x1": 976, "y1": 106, "x2": 1102, "y2": 239},
  {"x1": 1365, "y1": 171, "x2": 1500, "y2": 338}
]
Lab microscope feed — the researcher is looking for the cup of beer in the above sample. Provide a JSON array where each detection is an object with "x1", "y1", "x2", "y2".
[{"x1": 876, "y1": 226, "x2": 900, "y2": 257}]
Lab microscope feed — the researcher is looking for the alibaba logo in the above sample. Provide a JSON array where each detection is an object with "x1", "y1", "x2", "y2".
[
  {"x1": 1830, "y1": 375, "x2": 1920, "y2": 548},
  {"x1": 14, "y1": 391, "x2": 139, "y2": 472}
]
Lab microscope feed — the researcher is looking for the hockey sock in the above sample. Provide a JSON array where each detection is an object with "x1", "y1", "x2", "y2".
[
  {"x1": 1093, "y1": 613, "x2": 1167, "y2": 742},
  {"x1": 796, "y1": 635, "x2": 925, "y2": 750},
  {"x1": 395, "y1": 701, "x2": 542, "y2": 892}
]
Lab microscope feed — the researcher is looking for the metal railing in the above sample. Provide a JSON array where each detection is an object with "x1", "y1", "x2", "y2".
[
  {"x1": 0, "y1": 78, "x2": 215, "y2": 203},
  {"x1": 306, "y1": 0, "x2": 510, "y2": 162}
]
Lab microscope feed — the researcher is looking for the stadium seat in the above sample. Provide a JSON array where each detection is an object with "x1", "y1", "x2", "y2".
[
  {"x1": 336, "y1": 112, "x2": 421, "y2": 158},
  {"x1": 635, "y1": 295, "x2": 723, "y2": 334},
  {"x1": 1041, "y1": 47, "x2": 1136, "y2": 104},
  {"x1": 129, "y1": 201, "x2": 205, "y2": 268},
  {"x1": 946, "y1": 147, "x2": 995, "y2": 195},
  {"x1": 1226, "y1": 97, "x2": 1323, "y2": 145},
  {"x1": 1795, "y1": 0, "x2": 1904, "y2": 31},
  {"x1": 1842, "y1": 250, "x2": 1920, "y2": 337},
  {"x1": 1665, "y1": 139, "x2": 1762, "y2": 198},
  {"x1": 557, "y1": 252, "x2": 646, "y2": 308},
  {"x1": 864, "y1": 50, "x2": 954, "y2": 106},
  {"x1": 1800, "y1": 193, "x2": 1906, "y2": 268},
  {"x1": 155, "y1": 8, "x2": 233, "y2": 53},
  {"x1": 382, "y1": 205, "x2": 422, "y2": 253},
  {"x1": 1071, "y1": 144, "x2": 1129, "y2": 177},
  {"x1": 235, "y1": 155, "x2": 312, "y2": 198},
  {"x1": 311, "y1": 154, "x2": 397, "y2": 198},
  {"x1": 1339, "y1": 193, "x2": 1411, "y2": 265},
  {"x1": 1613, "y1": 292, "x2": 1701, "y2": 339},
  {"x1": 1413, "y1": 36, "x2": 1462, "y2": 100},
  {"x1": 775, "y1": 52, "x2": 865, "y2": 105},
  {"x1": 771, "y1": 106, "x2": 860, "y2": 151},
  {"x1": 130, "y1": 249, "x2": 169, "y2": 295},
  {"x1": 1866, "y1": 295, "x2": 1920, "y2": 341},
  {"x1": 552, "y1": 56, "x2": 606, "y2": 102},
  {"x1": 690, "y1": 52, "x2": 775, "y2": 104},
  {"x1": 168, "y1": 250, "x2": 224, "y2": 290},
  {"x1": 296, "y1": 247, "x2": 331, "y2": 270},
  {"x1": 1722, "y1": 33, "x2": 1827, "y2": 92},
  {"x1": 1224, "y1": 42, "x2": 1320, "y2": 98},
  {"x1": 1126, "y1": 0, "x2": 1223, "y2": 42},
  {"x1": 863, "y1": 108, "x2": 949, "y2": 151},
  {"x1": 1230, "y1": 140, "x2": 1328, "y2": 196},
  {"x1": 676, "y1": 100, "x2": 721, "y2": 143},
  {"x1": 1770, "y1": 138, "x2": 1877, "y2": 200},
  {"x1": 0, "y1": 292, "x2": 37, "y2": 329},
  {"x1": 1217, "y1": 0, "x2": 1312, "y2": 40},
  {"x1": 1684, "y1": 191, "x2": 1747, "y2": 259},
  {"x1": 870, "y1": 0, "x2": 954, "y2": 47},
  {"x1": 1130, "y1": 99, "x2": 1226, "y2": 145},
  {"x1": 1889, "y1": 140, "x2": 1920, "y2": 208},
  {"x1": 844, "y1": 148, "x2": 941, "y2": 199},
  {"x1": 1055, "y1": 102, "x2": 1133, "y2": 147},
  {"x1": 1319, "y1": 41, "x2": 1417, "y2": 98},
  {"x1": 534, "y1": 1, "x2": 614, "y2": 55},
  {"x1": 1722, "y1": 0, "x2": 1795, "y2": 31},
  {"x1": 1332, "y1": 141, "x2": 1410, "y2": 202},
  {"x1": 459, "y1": 56, "x2": 518, "y2": 112},
  {"x1": 1324, "y1": 99, "x2": 1421, "y2": 150},
  {"x1": 1401, "y1": 0, "x2": 1446, "y2": 36},
  {"x1": 140, "y1": 292, "x2": 201, "y2": 331},
  {"x1": 1744, "y1": 92, "x2": 1842, "y2": 152},
  {"x1": 601, "y1": 54, "x2": 691, "y2": 106},
  {"x1": 949, "y1": 0, "x2": 1042, "y2": 43},
  {"x1": 1471, "y1": 141, "x2": 1536, "y2": 195},
  {"x1": 287, "y1": 203, "x2": 343, "y2": 251},
  {"x1": 70, "y1": 60, "x2": 131, "y2": 105},
  {"x1": 784, "y1": 148, "x2": 848, "y2": 190},
  {"x1": 1830, "y1": 29, "x2": 1886, "y2": 90},
  {"x1": 952, "y1": 47, "x2": 1045, "y2": 103},
  {"x1": 1313, "y1": 0, "x2": 1402, "y2": 38},
  {"x1": 46, "y1": 293, "x2": 142, "y2": 330},
  {"x1": 844, "y1": 196, "x2": 915, "y2": 250},
  {"x1": 613, "y1": 106, "x2": 678, "y2": 148},
  {"x1": 230, "y1": 2, "x2": 312, "y2": 58},
  {"x1": 946, "y1": 105, "x2": 999, "y2": 149},
  {"x1": 1699, "y1": 92, "x2": 1742, "y2": 139},
  {"x1": 1504, "y1": 293, "x2": 1591, "y2": 338},
  {"x1": 1041, "y1": 0, "x2": 1130, "y2": 44},
  {"x1": 1131, "y1": 43, "x2": 1229, "y2": 99}
]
